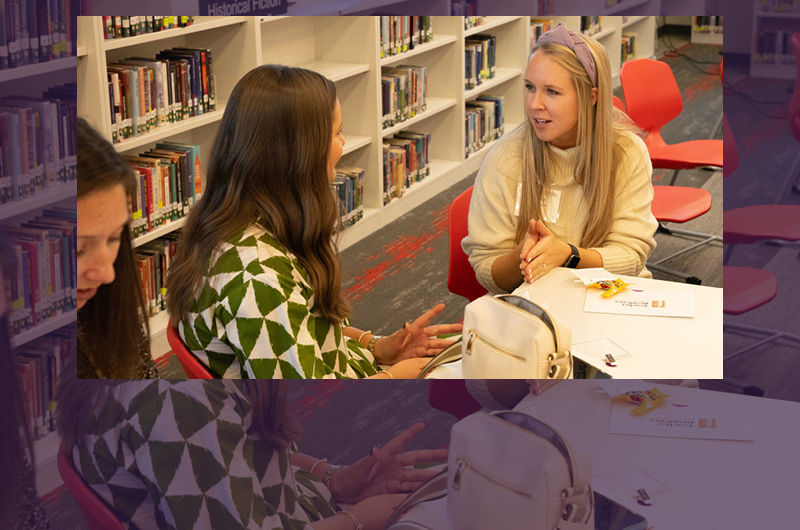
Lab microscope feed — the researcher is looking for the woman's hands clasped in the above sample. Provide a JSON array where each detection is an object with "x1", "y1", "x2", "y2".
[
  {"x1": 519, "y1": 220, "x2": 571, "y2": 284},
  {"x1": 373, "y1": 304, "x2": 462, "y2": 365}
]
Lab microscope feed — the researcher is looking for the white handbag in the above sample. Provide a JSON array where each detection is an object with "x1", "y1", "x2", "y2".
[
  {"x1": 385, "y1": 410, "x2": 595, "y2": 530},
  {"x1": 461, "y1": 294, "x2": 574, "y2": 379}
]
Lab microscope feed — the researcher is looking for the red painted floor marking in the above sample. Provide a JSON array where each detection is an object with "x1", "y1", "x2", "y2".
[{"x1": 345, "y1": 205, "x2": 450, "y2": 301}]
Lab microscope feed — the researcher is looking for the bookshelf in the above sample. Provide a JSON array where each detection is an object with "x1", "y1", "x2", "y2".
[
  {"x1": 691, "y1": 17, "x2": 723, "y2": 45},
  {"x1": 546, "y1": 16, "x2": 658, "y2": 88},
  {"x1": 539, "y1": 0, "x2": 661, "y2": 16},
  {"x1": 0, "y1": 57, "x2": 79, "y2": 84},
  {"x1": 77, "y1": 16, "x2": 532, "y2": 353},
  {"x1": 286, "y1": 0, "x2": 450, "y2": 15},
  {"x1": 0, "y1": 28, "x2": 79, "y2": 491},
  {"x1": 751, "y1": 2, "x2": 799, "y2": 80}
]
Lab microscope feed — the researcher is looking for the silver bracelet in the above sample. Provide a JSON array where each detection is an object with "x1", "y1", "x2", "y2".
[{"x1": 340, "y1": 509, "x2": 364, "y2": 530}]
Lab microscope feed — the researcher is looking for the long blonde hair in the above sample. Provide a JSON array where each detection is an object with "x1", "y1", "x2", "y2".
[{"x1": 516, "y1": 34, "x2": 641, "y2": 247}]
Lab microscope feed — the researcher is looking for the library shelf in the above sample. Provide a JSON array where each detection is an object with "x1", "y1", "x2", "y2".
[
  {"x1": 11, "y1": 310, "x2": 78, "y2": 349},
  {"x1": 465, "y1": 67, "x2": 523, "y2": 101},
  {"x1": 0, "y1": 57, "x2": 78, "y2": 84},
  {"x1": 0, "y1": 184, "x2": 77, "y2": 222},
  {"x1": 381, "y1": 97, "x2": 458, "y2": 138},
  {"x1": 114, "y1": 106, "x2": 228, "y2": 154},
  {"x1": 103, "y1": 17, "x2": 249, "y2": 51}
]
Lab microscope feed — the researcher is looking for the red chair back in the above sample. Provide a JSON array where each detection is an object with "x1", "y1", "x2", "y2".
[
  {"x1": 167, "y1": 321, "x2": 214, "y2": 379},
  {"x1": 723, "y1": 115, "x2": 738, "y2": 180},
  {"x1": 428, "y1": 380, "x2": 482, "y2": 422},
  {"x1": 790, "y1": 33, "x2": 800, "y2": 143},
  {"x1": 57, "y1": 441, "x2": 126, "y2": 530},
  {"x1": 448, "y1": 186, "x2": 488, "y2": 302},
  {"x1": 620, "y1": 59, "x2": 683, "y2": 134},
  {"x1": 612, "y1": 95, "x2": 626, "y2": 113}
]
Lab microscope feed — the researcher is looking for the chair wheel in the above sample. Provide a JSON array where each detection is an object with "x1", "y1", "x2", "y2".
[
  {"x1": 743, "y1": 386, "x2": 764, "y2": 397},
  {"x1": 687, "y1": 277, "x2": 702, "y2": 285},
  {"x1": 793, "y1": 184, "x2": 800, "y2": 194},
  {"x1": 765, "y1": 241, "x2": 782, "y2": 247}
]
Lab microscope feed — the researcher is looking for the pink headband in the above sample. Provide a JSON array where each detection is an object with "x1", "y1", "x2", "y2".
[{"x1": 535, "y1": 23, "x2": 598, "y2": 87}]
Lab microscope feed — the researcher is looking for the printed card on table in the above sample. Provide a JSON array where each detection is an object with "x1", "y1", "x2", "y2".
[
  {"x1": 584, "y1": 290, "x2": 695, "y2": 318},
  {"x1": 608, "y1": 402, "x2": 755, "y2": 441}
]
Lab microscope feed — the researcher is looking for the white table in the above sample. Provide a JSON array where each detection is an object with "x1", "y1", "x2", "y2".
[
  {"x1": 512, "y1": 382, "x2": 800, "y2": 529},
  {"x1": 511, "y1": 268, "x2": 723, "y2": 379},
  {"x1": 394, "y1": 383, "x2": 800, "y2": 530}
]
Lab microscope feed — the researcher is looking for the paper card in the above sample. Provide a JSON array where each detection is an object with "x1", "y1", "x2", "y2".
[
  {"x1": 573, "y1": 338, "x2": 633, "y2": 370},
  {"x1": 608, "y1": 401, "x2": 756, "y2": 441},
  {"x1": 569, "y1": 267, "x2": 617, "y2": 285},
  {"x1": 594, "y1": 468, "x2": 671, "y2": 503},
  {"x1": 584, "y1": 290, "x2": 695, "y2": 318}
]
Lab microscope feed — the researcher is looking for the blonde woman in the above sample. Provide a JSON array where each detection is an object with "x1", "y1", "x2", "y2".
[{"x1": 463, "y1": 24, "x2": 658, "y2": 294}]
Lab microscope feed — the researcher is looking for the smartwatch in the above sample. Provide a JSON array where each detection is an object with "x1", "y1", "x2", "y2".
[{"x1": 563, "y1": 243, "x2": 581, "y2": 269}]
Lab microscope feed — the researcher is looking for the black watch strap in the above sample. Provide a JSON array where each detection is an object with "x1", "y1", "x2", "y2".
[{"x1": 564, "y1": 243, "x2": 581, "y2": 268}]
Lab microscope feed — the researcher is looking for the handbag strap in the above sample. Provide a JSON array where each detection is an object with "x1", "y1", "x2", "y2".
[{"x1": 384, "y1": 468, "x2": 449, "y2": 529}]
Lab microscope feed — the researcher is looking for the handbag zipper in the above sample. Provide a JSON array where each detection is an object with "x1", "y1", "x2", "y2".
[
  {"x1": 452, "y1": 456, "x2": 531, "y2": 499},
  {"x1": 465, "y1": 330, "x2": 527, "y2": 361}
]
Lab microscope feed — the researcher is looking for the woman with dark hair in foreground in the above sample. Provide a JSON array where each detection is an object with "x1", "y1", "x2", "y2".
[
  {"x1": 56, "y1": 377, "x2": 447, "y2": 530},
  {"x1": 77, "y1": 117, "x2": 157, "y2": 378}
]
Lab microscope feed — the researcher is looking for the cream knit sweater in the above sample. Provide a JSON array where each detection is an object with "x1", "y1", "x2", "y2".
[{"x1": 462, "y1": 126, "x2": 658, "y2": 294}]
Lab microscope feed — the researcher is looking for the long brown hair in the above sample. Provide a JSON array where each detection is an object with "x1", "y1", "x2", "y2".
[
  {"x1": 56, "y1": 378, "x2": 300, "y2": 453},
  {"x1": 516, "y1": 34, "x2": 641, "y2": 247},
  {"x1": 0, "y1": 237, "x2": 32, "y2": 526},
  {"x1": 78, "y1": 117, "x2": 151, "y2": 378},
  {"x1": 167, "y1": 65, "x2": 350, "y2": 325}
]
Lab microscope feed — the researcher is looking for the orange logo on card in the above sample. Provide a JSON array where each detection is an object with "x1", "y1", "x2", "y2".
[
  {"x1": 652, "y1": 301, "x2": 665, "y2": 308},
  {"x1": 698, "y1": 419, "x2": 716, "y2": 428}
]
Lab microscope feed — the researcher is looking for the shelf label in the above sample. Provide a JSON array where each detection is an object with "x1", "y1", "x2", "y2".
[{"x1": 201, "y1": 0, "x2": 287, "y2": 16}]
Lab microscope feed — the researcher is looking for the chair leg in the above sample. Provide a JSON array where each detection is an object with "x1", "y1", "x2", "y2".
[
  {"x1": 669, "y1": 168, "x2": 680, "y2": 186},
  {"x1": 724, "y1": 322, "x2": 800, "y2": 363},
  {"x1": 649, "y1": 223, "x2": 722, "y2": 283},
  {"x1": 722, "y1": 322, "x2": 800, "y2": 397},
  {"x1": 775, "y1": 150, "x2": 800, "y2": 204},
  {"x1": 714, "y1": 379, "x2": 765, "y2": 397},
  {"x1": 711, "y1": 111, "x2": 723, "y2": 140},
  {"x1": 646, "y1": 262, "x2": 702, "y2": 284}
]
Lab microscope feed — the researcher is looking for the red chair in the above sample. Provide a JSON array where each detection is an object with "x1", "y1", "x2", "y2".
[
  {"x1": 167, "y1": 320, "x2": 214, "y2": 379},
  {"x1": 448, "y1": 186, "x2": 488, "y2": 302},
  {"x1": 723, "y1": 114, "x2": 800, "y2": 395},
  {"x1": 428, "y1": 380, "x2": 482, "y2": 421},
  {"x1": 614, "y1": 95, "x2": 717, "y2": 284},
  {"x1": 621, "y1": 58, "x2": 723, "y2": 185},
  {"x1": 777, "y1": 33, "x2": 800, "y2": 200},
  {"x1": 57, "y1": 440, "x2": 126, "y2": 530}
]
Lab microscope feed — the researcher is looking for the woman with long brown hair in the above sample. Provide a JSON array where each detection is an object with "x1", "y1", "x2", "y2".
[
  {"x1": 0, "y1": 235, "x2": 51, "y2": 529},
  {"x1": 77, "y1": 118, "x2": 157, "y2": 378},
  {"x1": 464, "y1": 24, "x2": 658, "y2": 293},
  {"x1": 168, "y1": 64, "x2": 460, "y2": 379},
  {"x1": 55, "y1": 378, "x2": 448, "y2": 530}
]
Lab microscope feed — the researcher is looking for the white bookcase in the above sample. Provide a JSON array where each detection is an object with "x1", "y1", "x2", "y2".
[
  {"x1": 547, "y1": 16, "x2": 657, "y2": 88},
  {"x1": 541, "y1": 0, "x2": 662, "y2": 16},
  {"x1": 77, "y1": 15, "x2": 532, "y2": 343},
  {"x1": 750, "y1": 3, "x2": 799, "y2": 80},
  {"x1": 0, "y1": 50, "x2": 78, "y2": 496}
]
